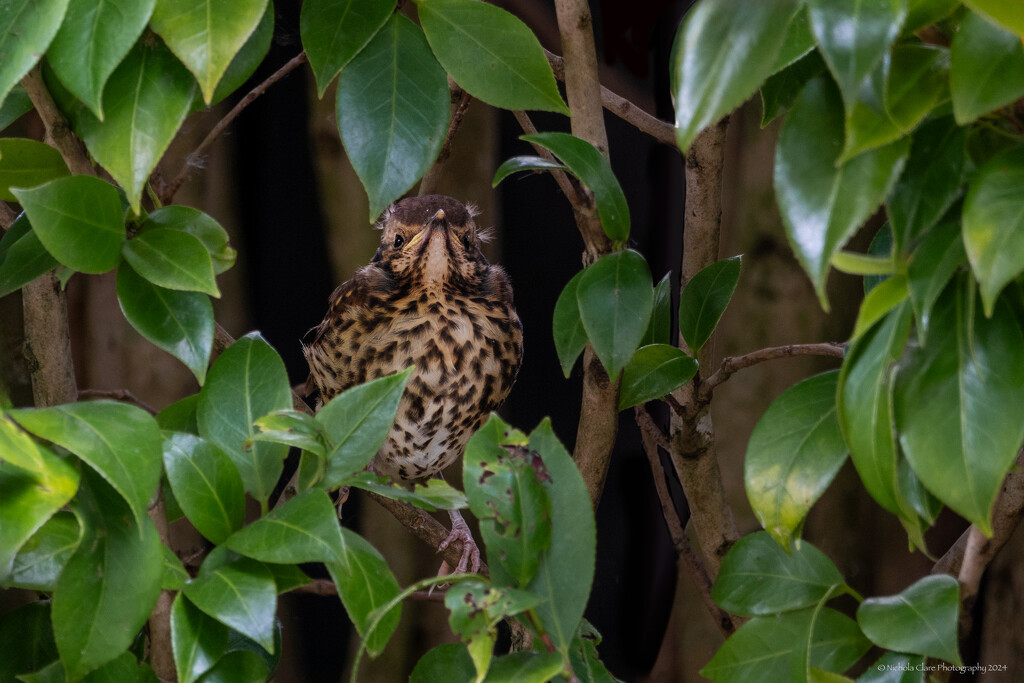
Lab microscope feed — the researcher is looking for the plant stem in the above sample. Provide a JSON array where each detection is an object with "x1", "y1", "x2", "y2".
[{"x1": 698, "y1": 342, "x2": 846, "y2": 401}]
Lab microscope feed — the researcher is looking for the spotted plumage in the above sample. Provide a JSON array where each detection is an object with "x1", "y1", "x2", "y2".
[{"x1": 303, "y1": 195, "x2": 523, "y2": 482}]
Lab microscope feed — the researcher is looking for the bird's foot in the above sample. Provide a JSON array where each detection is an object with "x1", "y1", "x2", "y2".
[{"x1": 437, "y1": 509, "x2": 481, "y2": 577}]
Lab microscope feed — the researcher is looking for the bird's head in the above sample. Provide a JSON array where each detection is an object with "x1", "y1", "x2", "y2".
[{"x1": 372, "y1": 195, "x2": 489, "y2": 286}]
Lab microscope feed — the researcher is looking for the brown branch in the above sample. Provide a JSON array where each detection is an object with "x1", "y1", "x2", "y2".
[
  {"x1": 79, "y1": 388, "x2": 157, "y2": 415},
  {"x1": 160, "y1": 52, "x2": 309, "y2": 204},
  {"x1": 0, "y1": 201, "x2": 19, "y2": 229},
  {"x1": 20, "y1": 67, "x2": 94, "y2": 176},
  {"x1": 418, "y1": 86, "x2": 473, "y2": 196},
  {"x1": 147, "y1": 485, "x2": 176, "y2": 682},
  {"x1": 698, "y1": 342, "x2": 846, "y2": 403},
  {"x1": 512, "y1": 110, "x2": 586, "y2": 209},
  {"x1": 635, "y1": 406, "x2": 737, "y2": 636},
  {"x1": 545, "y1": 51, "x2": 675, "y2": 147}
]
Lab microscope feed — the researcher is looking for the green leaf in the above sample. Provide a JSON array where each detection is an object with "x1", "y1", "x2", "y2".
[
  {"x1": 411, "y1": 644, "x2": 475, "y2": 683},
  {"x1": 183, "y1": 557, "x2": 277, "y2": 653},
  {"x1": 225, "y1": 489, "x2": 343, "y2": 564},
  {"x1": 886, "y1": 116, "x2": 966, "y2": 253},
  {"x1": 162, "y1": 432, "x2": 245, "y2": 545},
  {"x1": 444, "y1": 582, "x2": 541, "y2": 681},
  {"x1": 11, "y1": 401, "x2": 162, "y2": 529},
  {"x1": 0, "y1": 215, "x2": 59, "y2": 297},
  {"x1": 520, "y1": 132, "x2": 630, "y2": 241},
  {"x1": 316, "y1": 367, "x2": 412, "y2": 489},
  {"x1": 858, "y1": 651, "x2": 926, "y2": 682},
  {"x1": 862, "y1": 223, "x2": 894, "y2": 294},
  {"x1": 857, "y1": 575, "x2": 961, "y2": 664},
  {"x1": 300, "y1": 0, "x2": 395, "y2": 97},
  {"x1": 0, "y1": 84, "x2": 33, "y2": 131},
  {"x1": 0, "y1": 451, "x2": 78, "y2": 580},
  {"x1": 11, "y1": 175, "x2": 124, "y2": 273},
  {"x1": 491, "y1": 155, "x2": 568, "y2": 187},
  {"x1": 195, "y1": 649, "x2": 268, "y2": 683},
  {"x1": 680, "y1": 255, "x2": 742, "y2": 352},
  {"x1": 774, "y1": 77, "x2": 909, "y2": 309},
  {"x1": 671, "y1": 0, "x2": 800, "y2": 152},
  {"x1": 0, "y1": 411, "x2": 48, "y2": 473},
  {"x1": 485, "y1": 651, "x2": 564, "y2": 683},
  {"x1": 894, "y1": 281, "x2": 1024, "y2": 533},
  {"x1": 0, "y1": 0, "x2": 69, "y2": 106},
  {"x1": 344, "y1": 470, "x2": 469, "y2": 511},
  {"x1": 141, "y1": 205, "x2": 236, "y2": 275},
  {"x1": 772, "y1": 7, "x2": 817, "y2": 73},
  {"x1": 962, "y1": 146, "x2": 1024, "y2": 316},
  {"x1": 63, "y1": 39, "x2": 197, "y2": 212},
  {"x1": 568, "y1": 622, "x2": 617, "y2": 683},
  {"x1": 46, "y1": 0, "x2": 155, "y2": 118},
  {"x1": 552, "y1": 270, "x2": 588, "y2": 377},
  {"x1": 464, "y1": 416, "x2": 552, "y2": 587},
  {"x1": 576, "y1": 250, "x2": 653, "y2": 377},
  {"x1": 6, "y1": 510, "x2": 79, "y2": 591},
  {"x1": 207, "y1": 1, "x2": 274, "y2": 107},
  {"x1": 74, "y1": 652, "x2": 159, "y2": 682},
  {"x1": 526, "y1": 419, "x2": 595, "y2": 655},
  {"x1": 0, "y1": 602, "x2": 58, "y2": 682},
  {"x1": 761, "y1": 49, "x2": 827, "y2": 127},
  {"x1": 417, "y1": 0, "x2": 567, "y2": 114},
  {"x1": 745, "y1": 370, "x2": 848, "y2": 548},
  {"x1": 150, "y1": 0, "x2": 269, "y2": 104},
  {"x1": 807, "y1": 0, "x2": 907, "y2": 108},
  {"x1": 197, "y1": 333, "x2": 292, "y2": 505},
  {"x1": 337, "y1": 13, "x2": 449, "y2": 221},
  {"x1": 963, "y1": 0, "x2": 1024, "y2": 38},
  {"x1": 642, "y1": 272, "x2": 672, "y2": 347},
  {"x1": 951, "y1": 12, "x2": 1024, "y2": 124},
  {"x1": 904, "y1": 0, "x2": 958, "y2": 33},
  {"x1": 618, "y1": 344, "x2": 698, "y2": 410},
  {"x1": 52, "y1": 471, "x2": 163, "y2": 680},
  {"x1": 906, "y1": 220, "x2": 966, "y2": 343},
  {"x1": 157, "y1": 394, "x2": 200, "y2": 434},
  {"x1": 264, "y1": 562, "x2": 311, "y2": 594},
  {"x1": 325, "y1": 527, "x2": 401, "y2": 657},
  {"x1": 850, "y1": 275, "x2": 908, "y2": 340},
  {"x1": 701, "y1": 607, "x2": 870, "y2": 682},
  {"x1": 0, "y1": 138, "x2": 69, "y2": 201},
  {"x1": 162, "y1": 542, "x2": 188, "y2": 590},
  {"x1": 251, "y1": 409, "x2": 326, "y2": 457},
  {"x1": 116, "y1": 263, "x2": 215, "y2": 384},
  {"x1": 122, "y1": 228, "x2": 219, "y2": 296},
  {"x1": 712, "y1": 532, "x2": 849, "y2": 616}
]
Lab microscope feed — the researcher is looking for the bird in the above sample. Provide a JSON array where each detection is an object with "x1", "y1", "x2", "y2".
[{"x1": 302, "y1": 194, "x2": 523, "y2": 573}]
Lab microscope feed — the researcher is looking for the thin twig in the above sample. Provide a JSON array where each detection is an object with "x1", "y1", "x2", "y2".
[
  {"x1": 545, "y1": 50, "x2": 675, "y2": 147},
  {"x1": 79, "y1": 388, "x2": 157, "y2": 415},
  {"x1": 21, "y1": 67, "x2": 94, "y2": 176},
  {"x1": 419, "y1": 87, "x2": 473, "y2": 196},
  {"x1": 160, "y1": 52, "x2": 309, "y2": 204},
  {"x1": 698, "y1": 342, "x2": 846, "y2": 401},
  {"x1": 512, "y1": 110, "x2": 586, "y2": 208}
]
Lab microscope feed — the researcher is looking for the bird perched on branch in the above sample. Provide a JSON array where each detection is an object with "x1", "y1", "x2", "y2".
[{"x1": 303, "y1": 195, "x2": 523, "y2": 573}]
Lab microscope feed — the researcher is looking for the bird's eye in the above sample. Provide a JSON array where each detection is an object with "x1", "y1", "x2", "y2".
[
  {"x1": 393, "y1": 235, "x2": 405, "y2": 248},
  {"x1": 461, "y1": 234, "x2": 472, "y2": 249}
]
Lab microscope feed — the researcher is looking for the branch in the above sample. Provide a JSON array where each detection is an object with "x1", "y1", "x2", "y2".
[
  {"x1": 512, "y1": 110, "x2": 586, "y2": 211},
  {"x1": 698, "y1": 342, "x2": 846, "y2": 403},
  {"x1": 418, "y1": 86, "x2": 473, "y2": 196},
  {"x1": 159, "y1": 52, "x2": 309, "y2": 204},
  {"x1": 20, "y1": 67, "x2": 94, "y2": 176},
  {"x1": 79, "y1": 388, "x2": 157, "y2": 414},
  {"x1": 147, "y1": 485, "x2": 177, "y2": 682},
  {"x1": 544, "y1": 51, "x2": 675, "y2": 147}
]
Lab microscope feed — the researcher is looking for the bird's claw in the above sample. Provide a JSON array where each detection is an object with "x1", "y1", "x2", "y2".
[{"x1": 437, "y1": 510, "x2": 481, "y2": 576}]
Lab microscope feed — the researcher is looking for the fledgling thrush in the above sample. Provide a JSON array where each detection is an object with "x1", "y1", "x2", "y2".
[{"x1": 303, "y1": 195, "x2": 523, "y2": 572}]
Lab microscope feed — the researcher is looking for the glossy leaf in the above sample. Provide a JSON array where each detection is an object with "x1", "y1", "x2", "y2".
[
  {"x1": 226, "y1": 489, "x2": 343, "y2": 563},
  {"x1": 772, "y1": 7, "x2": 817, "y2": 73},
  {"x1": 410, "y1": 644, "x2": 475, "y2": 683},
  {"x1": 963, "y1": 0, "x2": 1024, "y2": 38},
  {"x1": 162, "y1": 432, "x2": 245, "y2": 545},
  {"x1": 552, "y1": 270, "x2": 588, "y2": 377},
  {"x1": 485, "y1": 652, "x2": 565, "y2": 682},
  {"x1": 491, "y1": 155, "x2": 568, "y2": 187},
  {"x1": 0, "y1": 411, "x2": 47, "y2": 473},
  {"x1": 46, "y1": 0, "x2": 155, "y2": 118},
  {"x1": 618, "y1": 344, "x2": 698, "y2": 410},
  {"x1": 197, "y1": 333, "x2": 292, "y2": 505},
  {"x1": 142, "y1": 206, "x2": 236, "y2": 275},
  {"x1": 859, "y1": 652, "x2": 926, "y2": 683},
  {"x1": 464, "y1": 416, "x2": 551, "y2": 587},
  {"x1": 850, "y1": 275, "x2": 908, "y2": 340},
  {"x1": 962, "y1": 146, "x2": 1024, "y2": 316},
  {"x1": 774, "y1": 77, "x2": 909, "y2": 309},
  {"x1": 65, "y1": 40, "x2": 197, "y2": 212},
  {"x1": 337, "y1": 14, "x2": 449, "y2": 221},
  {"x1": 680, "y1": 255, "x2": 741, "y2": 352},
  {"x1": 11, "y1": 401, "x2": 162, "y2": 529},
  {"x1": 150, "y1": 0, "x2": 269, "y2": 104},
  {"x1": 417, "y1": 0, "x2": 568, "y2": 114},
  {"x1": 576, "y1": 250, "x2": 653, "y2": 377},
  {"x1": 950, "y1": 11, "x2": 1024, "y2": 125},
  {"x1": 0, "y1": 84, "x2": 33, "y2": 131},
  {"x1": 895, "y1": 282, "x2": 1024, "y2": 533},
  {"x1": 116, "y1": 263, "x2": 214, "y2": 384},
  {"x1": 642, "y1": 272, "x2": 672, "y2": 347},
  {"x1": 0, "y1": 0, "x2": 69, "y2": 106},
  {"x1": 171, "y1": 593, "x2": 230, "y2": 683},
  {"x1": 325, "y1": 527, "x2": 401, "y2": 656},
  {"x1": 745, "y1": 370, "x2": 848, "y2": 548},
  {"x1": 0, "y1": 214, "x2": 59, "y2": 297},
  {"x1": 183, "y1": 557, "x2": 277, "y2": 653},
  {"x1": 208, "y1": 1, "x2": 274, "y2": 107},
  {"x1": 122, "y1": 228, "x2": 220, "y2": 296},
  {"x1": 158, "y1": 394, "x2": 200, "y2": 434},
  {"x1": 857, "y1": 575, "x2": 961, "y2": 664},
  {"x1": 761, "y1": 49, "x2": 826, "y2": 127},
  {"x1": 807, "y1": 0, "x2": 907, "y2": 107},
  {"x1": 886, "y1": 116, "x2": 966, "y2": 252},
  {"x1": 671, "y1": 0, "x2": 800, "y2": 152},
  {"x1": 195, "y1": 650, "x2": 268, "y2": 683},
  {"x1": 521, "y1": 132, "x2": 631, "y2": 241},
  {"x1": 6, "y1": 510, "x2": 79, "y2": 591},
  {"x1": 906, "y1": 220, "x2": 966, "y2": 343},
  {"x1": 0, "y1": 138, "x2": 69, "y2": 201},
  {"x1": 701, "y1": 607, "x2": 870, "y2": 682},
  {"x1": 0, "y1": 602, "x2": 57, "y2": 681},
  {"x1": 162, "y1": 543, "x2": 188, "y2": 591},
  {"x1": 713, "y1": 532, "x2": 849, "y2": 616},
  {"x1": 52, "y1": 471, "x2": 163, "y2": 680},
  {"x1": 251, "y1": 409, "x2": 326, "y2": 457},
  {"x1": 344, "y1": 470, "x2": 468, "y2": 511},
  {"x1": 11, "y1": 175, "x2": 124, "y2": 273},
  {"x1": 301, "y1": 0, "x2": 395, "y2": 96},
  {"x1": 526, "y1": 419, "x2": 595, "y2": 655},
  {"x1": 316, "y1": 367, "x2": 412, "y2": 489},
  {"x1": 904, "y1": 0, "x2": 958, "y2": 33}
]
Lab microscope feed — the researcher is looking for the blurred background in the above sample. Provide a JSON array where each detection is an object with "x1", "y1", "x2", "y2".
[{"x1": 3, "y1": 0, "x2": 1020, "y2": 680}]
